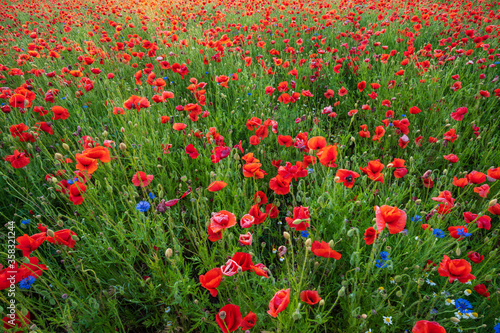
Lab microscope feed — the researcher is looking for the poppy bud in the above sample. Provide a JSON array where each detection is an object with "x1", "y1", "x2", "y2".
[
  {"x1": 119, "y1": 143, "x2": 127, "y2": 151},
  {"x1": 489, "y1": 199, "x2": 497, "y2": 207},
  {"x1": 456, "y1": 247, "x2": 461, "y2": 256},
  {"x1": 415, "y1": 199, "x2": 421, "y2": 204},
  {"x1": 121, "y1": 127, "x2": 125, "y2": 133},
  {"x1": 361, "y1": 314, "x2": 367, "y2": 319},
  {"x1": 54, "y1": 153, "x2": 63, "y2": 160},
  {"x1": 57, "y1": 220, "x2": 64, "y2": 227},
  {"x1": 283, "y1": 232, "x2": 290, "y2": 240},
  {"x1": 338, "y1": 286, "x2": 345, "y2": 297},
  {"x1": 450, "y1": 317, "x2": 460, "y2": 323},
  {"x1": 218, "y1": 311, "x2": 226, "y2": 320},
  {"x1": 165, "y1": 248, "x2": 173, "y2": 258},
  {"x1": 72, "y1": 235, "x2": 79, "y2": 241},
  {"x1": 396, "y1": 291, "x2": 402, "y2": 297},
  {"x1": 319, "y1": 300, "x2": 325, "y2": 306},
  {"x1": 51, "y1": 177, "x2": 58, "y2": 184},
  {"x1": 395, "y1": 275, "x2": 402, "y2": 283},
  {"x1": 305, "y1": 238, "x2": 312, "y2": 247},
  {"x1": 47, "y1": 229, "x2": 55, "y2": 237},
  {"x1": 334, "y1": 176, "x2": 340, "y2": 182}
]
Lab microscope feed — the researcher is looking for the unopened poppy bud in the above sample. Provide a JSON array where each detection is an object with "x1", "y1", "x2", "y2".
[
  {"x1": 305, "y1": 238, "x2": 312, "y2": 247},
  {"x1": 102, "y1": 131, "x2": 108, "y2": 137},
  {"x1": 283, "y1": 232, "x2": 290, "y2": 240},
  {"x1": 165, "y1": 248, "x2": 173, "y2": 258},
  {"x1": 387, "y1": 163, "x2": 393, "y2": 168},
  {"x1": 417, "y1": 278, "x2": 425, "y2": 286},
  {"x1": 450, "y1": 317, "x2": 460, "y2": 323},
  {"x1": 395, "y1": 275, "x2": 402, "y2": 283},
  {"x1": 338, "y1": 286, "x2": 345, "y2": 297},
  {"x1": 119, "y1": 143, "x2": 127, "y2": 151},
  {"x1": 328, "y1": 240, "x2": 334, "y2": 248},
  {"x1": 484, "y1": 237, "x2": 489, "y2": 243},
  {"x1": 306, "y1": 246, "x2": 311, "y2": 252},
  {"x1": 314, "y1": 261, "x2": 319, "y2": 269},
  {"x1": 292, "y1": 311, "x2": 302, "y2": 321},
  {"x1": 319, "y1": 299, "x2": 325, "y2": 306},
  {"x1": 489, "y1": 199, "x2": 497, "y2": 207},
  {"x1": 415, "y1": 199, "x2": 421, "y2": 204},
  {"x1": 341, "y1": 280, "x2": 348, "y2": 286},
  {"x1": 455, "y1": 247, "x2": 461, "y2": 256},
  {"x1": 218, "y1": 311, "x2": 226, "y2": 320},
  {"x1": 414, "y1": 265, "x2": 420, "y2": 270},
  {"x1": 57, "y1": 220, "x2": 64, "y2": 227},
  {"x1": 47, "y1": 229, "x2": 55, "y2": 237},
  {"x1": 484, "y1": 274, "x2": 492, "y2": 282},
  {"x1": 194, "y1": 299, "x2": 198, "y2": 305},
  {"x1": 51, "y1": 177, "x2": 58, "y2": 184},
  {"x1": 54, "y1": 153, "x2": 63, "y2": 160},
  {"x1": 334, "y1": 176, "x2": 340, "y2": 182},
  {"x1": 72, "y1": 235, "x2": 79, "y2": 241},
  {"x1": 62, "y1": 143, "x2": 70, "y2": 150},
  {"x1": 396, "y1": 290, "x2": 403, "y2": 297},
  {"x1": 121, "y1": 127, "x2": 125, "y2": 132}
]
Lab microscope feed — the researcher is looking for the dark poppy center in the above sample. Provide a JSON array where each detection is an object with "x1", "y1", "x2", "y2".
[{"x1": 346, "y1": 175, "x2": 353, "y2": 182}]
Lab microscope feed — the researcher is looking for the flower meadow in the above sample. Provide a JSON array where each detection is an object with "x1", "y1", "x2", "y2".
[{"x1": 0, "y1": 0, "x2": 499, "y2": 331}]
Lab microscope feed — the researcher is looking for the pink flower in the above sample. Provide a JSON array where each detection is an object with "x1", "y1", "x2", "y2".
[
  {"x1": 132, "y1": 171, "x2": 154, "y2": 187},
  {"x1": 240, "y1": 214, "x2": 255, "y2": 228}
]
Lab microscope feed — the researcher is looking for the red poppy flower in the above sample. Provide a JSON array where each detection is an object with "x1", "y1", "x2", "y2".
[
  {"x1": 216, "y1": 304, "x2": 242, "y2": 333},
  {"x1": 209, "y1": 210, "x2": 236, "y2": 233},
  {"x1": 452, "y1": 176, "x2": 468, "y2": 187},
  {"x1": 277, "y1": 135, "x2": 293, "y2": 147},
  {"x1": 364, "y1": 227, "x2": 378, "y2": 245},
  {"x1": 248, "y1": 204, "x2": 268, "y2": 225},
  {"x1": 374, "y1": 205, "x2": 407, "y2": 234},
  {"x1": 132, "y1": 172, "x2": 153, "y2": 187},
  {"x1": 267, "y1": 289, "x2": 290, "y2": 318},
  {"x1": 450, "y1": 107, "x2": 468, "y2": 121},
  {"x1": 240, "y1": 311, "x2": 257, "y2": 330},
  {"x1": 467, "y1": 251, "x2": 484, "y2": 264},
  {"x1": 300, "y1": 290, "x2": 321, "y2": 305},
  {"x1": 185, "y1": 144, "x2": 199, "y2": 159},
  {"x1": 4, "y1": 149, "x2": 30, "y2": 169},
  {"x1": 253, "y1": 191, "x2": 268, "y2": 205},
  {"x1": 231, "y1": 252, "x2": 254, "y2": 271},
  {"x1": 285, "y1": 206, "x2": 310, "y2": 231},
  {"x1": 335, "y1": 169, "x2": 360, "y2": 188},
  {"x1": 2, "y1": 311, "x2": 30, "y2": 332},
  {"x1": 488, "y1": 203, "x2": 500, "y2": 215},
  {"x1": 15, "y1": 233, "x2": 46, "y2": 257},
  {"x1": 52, "y1": 106, "x2": 69, "y2": 120},
  {"x1": 487, "y1": 167, "x2": 500, "y2": 180},
  {"x1": 208, "y1": 181, "x2": 227, "y2": 192},
  {"x1": 443, "y1": 154, "x2": 459, "y2": 163},
  {"x1": 438, "y1": 255, "x2": 475, "y2": 283},
  {"x1": 242, "y1": 163, "x2": 266, "y2": 179},
  {"x1": 199, "y1": 267, "x2": 222, "y2": 297},
  {"x1": 473, "y1": 184, "x2": 489, "y2": 198},
  {"x1": 412, "y1": 320, "x2": 446, "y2": 333},
  {"x1": 238, "y1": 232, "x2": 253, "y2": 246},
  {"x1": 265, "y1": 203, "x2": 279, "y2": 218},
  {"x1": 467, "y1": 171, "x2": 486, "y2": 184},
  {"x1": 473, "y1": 284, "x2": 490, "y2": 300},
  {"x1": 307, "y1": 136, "x2": 326, "y2": 150},
  {"x1": 311, "y1": 241, "x2": 341, "y2": 259},
  {"x1": 360, "y1": 160, "x2": 384, "y2": 183},
  {"x1": 46, "y1": 229, "x2": 77, "y2": 248},
  {"x1": 316, "y1": 145, "x2": 337, "y2": 167}
]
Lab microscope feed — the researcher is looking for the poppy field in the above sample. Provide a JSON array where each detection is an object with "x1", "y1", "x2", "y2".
[{"x1": 1, "y1": 0, "x2": 500, "y2": 331}]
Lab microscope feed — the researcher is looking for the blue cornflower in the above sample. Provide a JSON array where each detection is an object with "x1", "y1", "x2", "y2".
[
  {"x1": 21, "y1": 219, "x2": 31, "y2": 225},
  {"x1": 456, "y1": 228, "x2": 472, "y2": 237},
  {"x1": 455, "y1": 298, "x2": 472, "y2": 314},
  {"x1": 375, "y1": 259, "x2": 387, "y2": 268},
  {"x1": 430, "y1": 308, "x2": 438, "y2": 314},
  {"x1": 308, "y1": 168, "x2": 314, "y2": 174},
  {"x1": 433, "y1": 229, "x2": 445, "y2": 238},
  {"x1": 494, "y1": 322, "x2": 500, "y2": 333},
  {"x1": 380, "y1": 251, "x2": 390, "y2": 261},
  {"x1": 163, "y1": 77, "x2": 168, "y2": 80},
  {"x1": 62, "y1": 97, "x2": 66, "y2": 100},
  {"x1": 136, "y1": 201, "x2": 150, "y2": 212},
  {"x1": 300, "y1": 230, "x2": 309, "y2": 238},
  {"x1": 148, "y1": 192, "x2": 155, "y2": 199},
  {"x1": 410, "y1": 215, "x2": 422, "y2": 222},
  {"x1": 388, "y1": 123, "x2": 393, "y2": 127},
  {"x1": 248, "y1": 93, "x2": 251, "y2": 96},
  {"x1": 401, "y1": 114, "x2": 406, "y2": 117},
  {"x1": 205, "y1": 72, "x2": 209, "y2": 74},
  {"x1": 19, "y1": 276, "x2": 36, "y2": 289}
]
